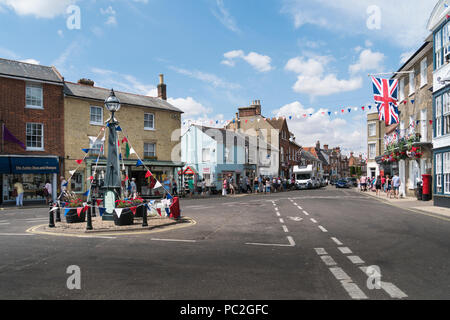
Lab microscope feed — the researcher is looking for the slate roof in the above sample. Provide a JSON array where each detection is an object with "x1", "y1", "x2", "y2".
[
  {"x1": 0, "y1": 58, "x2": 63, "y2": 84},
  {"x1": 266, "y1": 118, "x2": 286, "y2": 130},
  {"x1": 299, "y1": 149, "x2": 319, "y2": 162},
  {"x1": 64, "y1": 82, "x2": 183, "y2": 113}
]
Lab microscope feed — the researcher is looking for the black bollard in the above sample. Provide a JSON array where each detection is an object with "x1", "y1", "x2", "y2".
[
  {"x1": 86, "y1": 205, "x2": 93, "y2": 230},
  {"x1": 55, "y1": 205, "x2": 61, "y2": 222},
  {"x1": 142, "y1": 200, "x2": 148, "y2": 227},
  {"x1": 48, "y1": 202, "x2": 55, "y2": 228},
  {"x1": 92, "y1": 196, "x2": 97, "y2": 217}
]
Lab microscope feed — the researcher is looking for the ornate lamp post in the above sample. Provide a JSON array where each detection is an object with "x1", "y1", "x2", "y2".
[{"x1": 102, "y1": 89, "x2": 123, "y2": 221}]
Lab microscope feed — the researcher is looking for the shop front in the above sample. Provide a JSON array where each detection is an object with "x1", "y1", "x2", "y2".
[{"x1": 1, "y1": 155, "x2": 59, "y2": 204}]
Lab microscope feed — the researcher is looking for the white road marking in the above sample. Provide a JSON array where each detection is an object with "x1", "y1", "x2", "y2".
[
  {"x1": 314, "y1": 248, "x2": 328, "y2": 255},
  {"x1": 347, "y1": 256, "x2": 365, "y2": 264},
  {"x1": 303, "y1": 210, "x2": 309, "y2": 216},
  {"x1": 288, "y1": 216, "x2": 303, "y2": 222},
  {"x1": 359, "y1": 267, "x2": 407, "y2": 298},
  {"x1": 329, "y1": 267, "x2": 368, "y2": 300},
  {"x1": 274, "y1": 207, "x2": 279, "y2": 211},
  {"x1": 287, "y1": 236, "x2": 296, "y2": 246},
  {"x1": 279, "y1": 218, "x2": 285, "y2": 224},
  {"x1": 338, "y1": 247, "x2": 352, "y2": 254},
  {"x1": 293, "y1": 202, "x2": 298, "y2": 206},
  {"x1": 331, "y1": 237, "x2": 343, "y2": 245},
  {"x1": 276, "y1": 212, "x2": 281, "y2": 217},
  {"x1": 297, "y1": 206, "x2": 303, "y2": 210},
  {"x1": 310, "y1": 218, "x2": 318, "y2": 223},
  {"x1": 318, "y1": 225, "x2": 328, "y2": 232},
  {"x1": 321, "y1": 255, "x2": 337, "y2": 266},
  {"x1": 0, "y1": 222, "x2": 10, "y2": 225},
  {"x1": 282, "y1": 225, "x2": 289, "y2": 233},
  {"x1": 150, "y1": 238, "x2": 197, "y2": 243}
]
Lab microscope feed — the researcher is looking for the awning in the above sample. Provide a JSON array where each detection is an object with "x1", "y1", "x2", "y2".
[
  {"x1": 10, "y1": 156, "x2": 59, "y2": 174},
  {"x1": 0, "y1": 157, "x2": 11, "y2": 174}
]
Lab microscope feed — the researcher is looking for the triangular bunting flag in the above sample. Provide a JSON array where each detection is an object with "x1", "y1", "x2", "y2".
[
  {"x1": 156, "y1": 208, "x2": 162, "y2": 216},
  {"x1": 167, "y1": 194, "x2": 173, "y2": 200},
  {"x1": 69, "y1": 170, "x2": 76, "y2": 176},
  {"x1": 165, "y1": 207, "x2": 170, "y2": 217},
  {"x1": 83, "y1": 190, "x2": 90, "y2": 197},
  {"x1": 77, "y1": 207, "x2": 82, "y2": 218},
  {"x1": 153, "y1": 181, "x2": 162, "y2": 189},
  {"x1": 116, "y1": 126, "x2": 122, "y2": 131},
  {"x1": 122, "y1": 137, "x2": 128, "y2": 143},
  {"x1": 145, "y1": 170, "x2": 152, "y2": 178},
  {"x1": 115, "y1": 208, "x2": 123, "y2": 218},
  {"x1": 99, "y1": 207, "x2": 105, "y2": 216},
  {"x1": 130, "y1": 147, "x2": 137, "y2": 155},
  {"x1": 76, "y1": 159, "x2": 83, "y2": 165},
  {"x1": 64, "y1": 208, "x2": 70, "y2": 216},
  {"x1": 136, "y1": 159, "x2": 143, "y2": 167},
  {"x1": 96, "y1": 199, "x2": 103, "y2": 206},
  {"x1": 82, "y1": 148, "x2": 90, "y2": 153},
  {"x1": 130, "y1": 207, "x2": 137, "y2": 215}
]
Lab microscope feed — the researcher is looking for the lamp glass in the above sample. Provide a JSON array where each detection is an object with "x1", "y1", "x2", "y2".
[{"x1": 104, "y1": 90, "x2": 121, "y2": 112}]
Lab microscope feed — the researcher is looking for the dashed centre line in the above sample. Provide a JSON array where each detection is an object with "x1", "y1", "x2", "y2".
[
  {"x1": 321, "y1": 255, "x2": 337, "y2": 266},
  {"x1": 303, "y1": 211, "x2": 309, "y2": 216},
  {"x1": 331, "y1": 237, "x2": 344, "y2": 246},
  {"x1": 318, "y1": 225, "x2": 328, "y2": 233},
  {"x1": 310, "y1": 218, "x2": 318, "y2": 223},
  {"x1": 282, "y1": 225, "x2": 289, "y2": 233},
  {"x1": 314, "y1": 248, "x2": 328, "y2": 255},
  {"x1": 279, "y1": 218, "x2": 285, "y2": 224},
  {"x1": 347, "y1": 256, "x2": 365, "y2": 265},
  {"x1": 338, "y1": 247, "x2": 352, "y2": 254}
]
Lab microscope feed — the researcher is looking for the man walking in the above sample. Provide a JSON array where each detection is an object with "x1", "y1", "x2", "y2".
[
  {"x1": 13, "y1": 179, "x2": 24, "y2": 207},
  {"x1": 392, "y1": 173, "x2": 401, "y2": 199}
]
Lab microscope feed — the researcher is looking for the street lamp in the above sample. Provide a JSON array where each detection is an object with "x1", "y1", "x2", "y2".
[{"x1": 102, "y1": 89, "x2": 123, "y2": 221}]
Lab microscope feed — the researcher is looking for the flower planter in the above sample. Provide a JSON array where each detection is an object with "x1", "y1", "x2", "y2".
[
  {"x1": 113, "y1": 208, "x2": 134, "y2": 226},
  {"x1": 65, "y1": 208, "x2": 86, "y2": 224},
  {"x1": 133, "y1": 204, "x2": 146, "y2": 218}
]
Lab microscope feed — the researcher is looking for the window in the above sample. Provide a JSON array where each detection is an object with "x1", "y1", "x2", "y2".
[
  {"x1": 89, "y1": 136, "x2": 104, "y2": 156},
  {"x1": 435, "y1": 29, "x2": 443, "y2": 69},
  {"x1": 445, "y1": 152, "x2": 450, "y2": 194},
  {"x1": 436, "y1": 95, "x2": 442, "y2": 137},
  {"x1": 26, "y1": 123, "x2": 44, "y2": 150},
  {"x1": 71, "y1": 172, "x2": 84, "y2": 193},
  {"x1": 144, "y1": 113, "x2": 155, "y2": 130},
  {"x1": 400, "y1": 120, "x2": 405, "y2": 138},
  {"x1": 368, "y1": 123, "x2": 376, "y2": 137},
  {"x1": 436, "y1": 153, "x2": 442, "y2": 193},
  {"x1": 444, "y1": 92, "x2": 450, "y2": 135},
  {"x1": 420, "y1": 109, "x2": 427, "y2": 142},
  {"x1": 202, "y1": 148, "x2": 210, "y2": 162},
  {"x1": 399, "y1": 78, "x2": 405, "y2": 101},
  {"x1": 144, "y1": 143, "x2": 156, "y2": 157},
  {"x1": 420, "y1": 58, "x2": 427, "y2": 87},
  {"x1": 90, "y1": 106, "x2": 103, "y2": 125},
  {"x1": 25, "y1": 83, "x2": 43, "y2": 108},
  {"x1": 368, "y1": 143, "x2": 376, "y2": 159},
  {"x1": 409, "y1": 70, "x2": 415, "y2": 95},
  {"x1": 409, "y1": 115, "x2": 415, "y2": 135}
]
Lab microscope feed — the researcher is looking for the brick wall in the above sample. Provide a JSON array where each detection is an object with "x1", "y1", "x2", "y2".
[{"x1": 0, "y1": 77, "x2": 64, "y2": 156}]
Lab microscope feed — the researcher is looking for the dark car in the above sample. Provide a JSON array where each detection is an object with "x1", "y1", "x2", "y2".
[
  {"x1": 335, "y1": 179, "x2": 350, "y2": 188},
  {"x1": 346, "y1": 177, "x2": 358, "y2": 187}
]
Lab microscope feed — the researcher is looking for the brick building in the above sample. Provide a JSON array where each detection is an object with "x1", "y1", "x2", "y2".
[{"x1": 0, "y1": 58, "x2": 64, "y2": 204}]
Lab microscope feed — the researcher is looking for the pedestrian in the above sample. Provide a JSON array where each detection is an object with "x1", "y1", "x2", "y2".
[
  {"x1": 222, "y1": 177, "x2": 228, "y2": 196},
  {"x1": 360, "y1": 175, "x2": 366, "y2": 192},
  {"x1": 254, "y1": 177, "x2": 259, "y2": 193},
  {"x1": 130, "y1": 178, "x2": 137, "y2": 198},
  {"x1": 381, "y1": 175, "x2": 386, "y2": 193},
  {"x1": 60, "y1": 176, "x2": 68, "y2": 200},
  {"x1": 375, "y1": 175, "x2": 382, "y2": 196},
  {"x1": 188, "y1": 178, "x2": 194, "y2": 197},
  {"x1": 44, "y1": 180, "x2": 52, "y2": 204},
  {"x1": 385, "y1": 175, "x2": 392, "y2": 198},
  {"x1": 392, "y1": 173, "x2": 401, "y2": 199},
  {"x1": 229, "y1": 175, "x2": 235, "y2": 195},
  {"x1": 246, "y1": 176, "x2": 252, "y2": 193},
  {"x1": 266, "y1": 179, "x2": 271, "y2": 194},
  {"x1": 13, "y1": 179, "x2": 24, "y2": 207},
  {"x1": 201, "y1": 178, "x2": 206, "y2": 196},
  {"x1": 172, "y1": 178, "x2": 178, "y2": 195}
]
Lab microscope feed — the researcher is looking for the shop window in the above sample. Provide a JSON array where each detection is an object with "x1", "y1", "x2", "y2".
[
  {"x1": 25, "y1": 83, "x2": 43, "y2": 109},
  {"x1": 436, "y1": 95, "x2": 442, "y2": 137},
  {"x1": 436, "y1": 153, "x2": 443, "y2": 194},
  {"x1": 90, "y1": 106, "x2": 103, "y2": 125},
  {"x1": 26, "y1": 123, "x2": 44, "y2": 151},
  {"x1": 71, "y1": 173, "x2": 84, "y2": 193},
  {"x1": 3, "y1": 173, "x2": 51, "y2": 201},
  {"x1": 444, "y1": 152, "x2": 450, "y2": 194},
  {"x1": 89, "y1": 136, "x2": 104, "y2": 156}
]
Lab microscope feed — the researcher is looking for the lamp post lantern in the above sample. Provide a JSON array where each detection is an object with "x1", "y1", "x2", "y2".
[{"x1": 102, "y1": 89, "x2": 123, "y2": 221}]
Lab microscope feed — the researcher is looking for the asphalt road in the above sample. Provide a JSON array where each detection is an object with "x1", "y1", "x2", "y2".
[{"x1": 0, "y1": 186, "x2": 449, "y2": 300}]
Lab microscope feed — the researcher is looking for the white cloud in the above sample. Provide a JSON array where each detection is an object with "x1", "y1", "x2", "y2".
[
  {"x1": 222, "y1": 50, "x2": 273, "y2": 72},
  {"x1": 101, "y1": 6, "x2": 117, "y2": 26},
  {"x1": 211, "y1": 0, "x2": 240, "y2": 33},
  {"x1": 169, "y1": 66, "x2": 241, "y2": 90},
  {"x1": 57, "y1": 29, "x2": 63, "y2": 37},
  {"x1": 20, "y1": 58, "x2": 40, "y2": 65},
  {"x1": 0, "y1": 0, "x2": 78, "y2": 18},
  {"x1": 272, "y1": 101, "x2": 366, "y2": 154},
  {"x1": 285, "y1": 55, "x2": 362, "y2": 97},
  {"x1": 349, "y1": 49, "x2": 385, "y2": 74},
  {"x1": 168, "y1": 97, "x2": 212, "y2": 118},
  {"x1": 281, "y1": 0, "x2": 436, "y2": 49},
  {"x1": 400, "y1": 50, "x2": 415, "y2": 64}
]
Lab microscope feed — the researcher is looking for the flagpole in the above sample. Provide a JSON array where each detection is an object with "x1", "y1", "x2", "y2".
[{"x1": 368, "y1": 71, "x2": 414, "y2": 77}]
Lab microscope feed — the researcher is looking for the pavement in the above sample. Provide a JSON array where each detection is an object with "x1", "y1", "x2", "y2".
[{"x1": 0, "y1": 186, "x2": 449, "y2": 300}]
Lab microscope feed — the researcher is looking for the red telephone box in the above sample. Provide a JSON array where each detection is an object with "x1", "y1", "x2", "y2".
[{"x1": 422, "y1": 174, "x2": 432, "y2": 201}]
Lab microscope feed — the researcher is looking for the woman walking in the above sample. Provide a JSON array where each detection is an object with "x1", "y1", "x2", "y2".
[
  {"x1": 385, "y1": 175, "x2": 392, "y2": 198},
  {"x1": 375, "y1": 175, "x2": 382, "y2": 196}
]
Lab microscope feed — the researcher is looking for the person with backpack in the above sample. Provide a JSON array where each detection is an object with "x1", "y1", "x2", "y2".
[{"x1": 375, "y1": 175, "x2": 382, "y2": 196}]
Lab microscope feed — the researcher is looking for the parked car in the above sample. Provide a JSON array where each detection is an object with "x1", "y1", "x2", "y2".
[
  {"x1": 335, "y1": 179, "x2": 351, "y2": 188},
  {"x1": 346, "y1": 177, "x2": 358, "y2": 187}
]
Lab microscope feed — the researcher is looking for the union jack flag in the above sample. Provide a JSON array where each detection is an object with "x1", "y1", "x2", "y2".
[{"x1": 371, "y1": 77, "x2": 399, "y2": 126}]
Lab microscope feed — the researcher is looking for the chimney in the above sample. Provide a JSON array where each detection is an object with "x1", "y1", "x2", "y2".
[
  {"x1": 78, "y1": 78, "x2": 94, "y2": 86},
  {"x1": 316, "y1": 140, "x2": 320, "y2": 150},
  {"x1": 157, "y1": 74, "x2": 167, "y2": 100}
]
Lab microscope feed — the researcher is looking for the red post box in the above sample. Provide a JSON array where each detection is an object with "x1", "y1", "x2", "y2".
[{"x1": 422, "y1": 174, "x2": 432, "y2": 201}]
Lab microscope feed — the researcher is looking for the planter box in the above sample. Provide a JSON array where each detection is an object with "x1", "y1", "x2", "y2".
[
  {"x1": 113, "y1": 208, "x2": 134, "y2": 226},
  {"x1": 65, "y1": 208, "x2": 86, "y2": 224},
  {"x1": 133, "y1": 204, "x2": 146, "y2": 218}
]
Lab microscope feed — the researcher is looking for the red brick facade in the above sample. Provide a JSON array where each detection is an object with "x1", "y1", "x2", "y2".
[{"x1": 0, "y1": 77, "x2": 64, "y2": 157}]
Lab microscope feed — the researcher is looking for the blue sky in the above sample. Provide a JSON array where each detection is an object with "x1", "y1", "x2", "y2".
[{"x1": 0, "y1": 0, "x2": 439, "y2": 156}]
